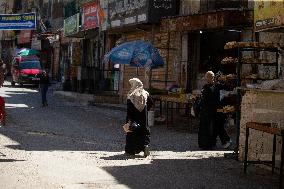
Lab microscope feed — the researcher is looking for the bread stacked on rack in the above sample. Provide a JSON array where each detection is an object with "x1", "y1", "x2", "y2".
[
  {"x1": 217, "y1": 105, "x2": 235, "y2": 113},
  {"x1": 224, "y1": 41, "x2": 278, "y2": 49},
  {"x1": 221, "y1": 57, "x2": 238, "y2": 64},
  {"x1": 217, "y1": 74, "x2": 237, "y2": 81}
]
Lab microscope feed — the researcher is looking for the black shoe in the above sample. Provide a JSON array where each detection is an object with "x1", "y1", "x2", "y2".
[
  {"x1": 144, "y1": 146, "x2": 150, "y2": 157},
  {"x1": 124, "y1": 152, "x2": 135, "y2": 156}
]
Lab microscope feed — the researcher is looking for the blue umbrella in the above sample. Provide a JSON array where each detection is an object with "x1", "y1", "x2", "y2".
[{"x1": 104, "y1": 40, "x2": 164, "y2": 69}]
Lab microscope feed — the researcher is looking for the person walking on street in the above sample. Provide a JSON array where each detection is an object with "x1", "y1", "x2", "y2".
[
  {"x1": 198, "y1": 71, "x2": 231, "y2": 150},
  {"x1": 39, "y1": 69, "x2": 49, "y2": 107},
  {"x1": 123, "y1": 78, "x2": 153, "y2": 157},
  {"x1": 0, "y1": 59, "x2": 5, "y2": 87}
]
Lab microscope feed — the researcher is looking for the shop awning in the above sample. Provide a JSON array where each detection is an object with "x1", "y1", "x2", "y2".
[{"x1": 161, "y1": 10, "x2": 253, "y2": 32}]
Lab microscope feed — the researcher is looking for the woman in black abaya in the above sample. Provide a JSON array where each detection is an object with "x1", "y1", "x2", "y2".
[{"x1": 123, "y1": 78, "x2": 153, "y2": 157}]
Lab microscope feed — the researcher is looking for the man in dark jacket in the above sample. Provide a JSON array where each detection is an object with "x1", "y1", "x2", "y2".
[
  {"x1": 39, "y1": 69, "x2": 49, "y2": 107},
  {"x1": 198, "y1": 71, "x2": 231, "y2": 150}
]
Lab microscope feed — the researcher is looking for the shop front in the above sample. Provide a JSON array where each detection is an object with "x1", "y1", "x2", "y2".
[
  {"x1": 238, "y1": 0, "x2": 284, "y2": 168},
  {"x1": 62, "y1": 13, "x2": 81, "y2": 91},
  {"x1": 161, "y1": 10, "x2": 253, "y2": 93},
  {"x1": 79, "y1": 1, "x2": 104, "y2": 94}
]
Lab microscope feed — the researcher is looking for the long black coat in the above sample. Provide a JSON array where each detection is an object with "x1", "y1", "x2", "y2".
[
  {"x1": 198, "y1": 84, "x2": 220, "y2": 149},
  {"x1": 125, "y1": 97, "x2": 153, "y2": 154}
]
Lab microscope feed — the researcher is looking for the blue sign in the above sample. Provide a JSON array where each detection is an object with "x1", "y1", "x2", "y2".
[{"x1": 0, "y1": 13, "x2": 36, "y2": 30}]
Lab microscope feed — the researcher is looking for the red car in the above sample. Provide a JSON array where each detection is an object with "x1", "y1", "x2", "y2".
[{"x1": 11, "y1": 56, "x2": 42, "y2": 86}]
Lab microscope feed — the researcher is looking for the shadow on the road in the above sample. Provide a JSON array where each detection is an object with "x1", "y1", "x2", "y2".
[
  {"x1": 101, "y1": 157, "x2": 278, "y2": 189},
  {"x1": 0, "y1": 159, "x2": 25, "y2": 162},
  {"x1": 0, "y1": 127, "x2": 125, "y2": 151},
  {"x1": 0, "y1": 152, "x2": 6, "y2": 157},
  {"x1": 2, "y1": 84, "x2": 38, "y2": 89},
  {"x1": 101, "y1": 153, "x2": 144, "y2": 160}
]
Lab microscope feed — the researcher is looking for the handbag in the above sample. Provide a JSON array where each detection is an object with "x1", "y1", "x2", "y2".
[
  {"x1": 128, "y1": 121, "x2": 141, "y2": 131},
  {"x1": 126, "y1": 105, "x2": 148, "y2": 132}
]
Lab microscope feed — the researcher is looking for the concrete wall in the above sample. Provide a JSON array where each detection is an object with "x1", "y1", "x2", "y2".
[{"x1": 239, "y1": 89, "x2": 284, "y2": 167}]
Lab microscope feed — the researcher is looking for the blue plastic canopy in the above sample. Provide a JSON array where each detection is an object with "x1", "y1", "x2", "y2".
[{"x1": 104, "y1": 40, "x2": 164, "y2": 69}]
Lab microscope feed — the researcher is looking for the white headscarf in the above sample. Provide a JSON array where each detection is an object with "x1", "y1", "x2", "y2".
[{"x1": 127, "y1": 78, "x2": 149, "y2": 112}]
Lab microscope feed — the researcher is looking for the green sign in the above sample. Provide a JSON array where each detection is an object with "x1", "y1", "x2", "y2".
[{"x1": 64, "y1": 13, "x2": 80, "y2": 36}]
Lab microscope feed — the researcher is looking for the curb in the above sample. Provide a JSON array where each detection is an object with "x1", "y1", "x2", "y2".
[
  {"x1": 89, "y1": 102, "x2": 127, "y2": 111},
  {"x1": 53, "y1": 90, "x2": 126, "y2": 111},
  {"x1": 53, "y1": 91, "x2": 94, "y2": 106}
]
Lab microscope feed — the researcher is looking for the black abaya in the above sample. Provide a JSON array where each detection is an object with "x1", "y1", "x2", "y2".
[
  {"x1": 198, "y1": 83, "x2": 230, "y2": 149},
  {"x1": 125, "y1": 97, "x2": 153, "y2": 154},
  {"x1": 198, "y1": 84, "x2": 218, "y2": 149}
]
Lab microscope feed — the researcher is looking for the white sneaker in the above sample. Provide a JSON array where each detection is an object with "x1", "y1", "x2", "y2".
[{"x1": 222, "y1": 140, "x2": 232, "y2": 149}]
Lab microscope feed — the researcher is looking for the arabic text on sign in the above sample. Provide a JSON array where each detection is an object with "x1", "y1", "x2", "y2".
[
  {"x1": 1, "y1": 16, "x2": 21, "y2": 21},
  {"x1": 22, "y1": 15, "x2": 35, "y2": 20}
]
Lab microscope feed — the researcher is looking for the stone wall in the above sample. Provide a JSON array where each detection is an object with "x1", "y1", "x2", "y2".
[
  {"x1": 239, "y1": 89, "x2": 284, "y2": 167},
  {"x1": 259, "y1": 32, "x2": 284, "y2": 79}
]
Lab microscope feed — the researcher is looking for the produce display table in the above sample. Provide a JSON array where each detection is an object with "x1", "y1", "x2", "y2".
[{"x1": 159, "y1": 95, "x2": 193, "y2": 129}]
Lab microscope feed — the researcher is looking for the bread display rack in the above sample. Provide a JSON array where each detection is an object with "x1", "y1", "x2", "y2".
[
  {"x1": 222, "y1": 41, "x2": 280, "y2": 159},
  {"x1": 223, "y1": 41, "x2": 279, "y2": 84}
]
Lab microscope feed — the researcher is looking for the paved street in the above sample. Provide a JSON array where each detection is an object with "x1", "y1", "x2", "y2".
[{"x1": 0, "y1": 81, "x2": 278, "y2": 189}]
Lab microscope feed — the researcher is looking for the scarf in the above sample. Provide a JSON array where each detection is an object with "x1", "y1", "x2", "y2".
[{"x1": 127, "y1": 78, "x2": 149, "y2": 112}]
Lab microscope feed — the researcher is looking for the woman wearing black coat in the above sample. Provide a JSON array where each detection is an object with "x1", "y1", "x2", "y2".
[{"x1": 123, "y1": 78, "x2": 153, "y2": 157}]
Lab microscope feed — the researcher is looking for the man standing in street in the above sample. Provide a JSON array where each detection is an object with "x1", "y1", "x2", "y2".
[
  {"x1": 39, "y1": 69, "x2": 49, "y2": 107},
  {"x1": 198, "y1": 71, "x2": 231, "y2": 150}
]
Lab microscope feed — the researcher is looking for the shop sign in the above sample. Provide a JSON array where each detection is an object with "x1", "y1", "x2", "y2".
[
  {"x1": 99, "y1": 0, "x2": 108, "y2": 31},
  {"x1": 108, "y1": 0, "x2": 148, "y2": 28},
  {"x1": 108, "y1": 0, "x2": 178, "y2": 28},
  {"x1": 161, "y1": 10, "x2": 252, "y2": 32},
  {"x1": 254, "y1": 1, "x2": 284, "y2": 32},
  {"x1": 82, "y1": 2, "x2": 105, "y2": 30},
  {"x1": 18, "y1": 30, "x2": 31, "y2": 44},
  {"x1": 148, "y1": 0, "x2": 178, "y2": 23},
  {"x1": 64, "y1": 13, "x2": 80, "y2": 36},
  {"x1": 0, "y1": 12, "x2": 36, "y2": 30}
]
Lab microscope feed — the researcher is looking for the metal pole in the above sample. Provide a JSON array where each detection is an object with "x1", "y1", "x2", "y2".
[
  {"x1": 149, "y1": 24, "x2": 155, "y2": 89},
  {"x1": 165, "y1": 32, "x2": 170, "y2": 89},
  {"x1": 235, "y1": 44, "x2": 241, "y2": 159}
]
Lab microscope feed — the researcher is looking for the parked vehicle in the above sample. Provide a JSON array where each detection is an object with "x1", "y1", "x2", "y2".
[{"x1": 11, "y1": 56, "x2": 42, "y2": 86}]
